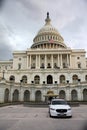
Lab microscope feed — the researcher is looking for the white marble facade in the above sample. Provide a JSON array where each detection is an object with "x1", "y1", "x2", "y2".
[{"x1": 0, "y1": 13, "x2": 87, "y2": 103}]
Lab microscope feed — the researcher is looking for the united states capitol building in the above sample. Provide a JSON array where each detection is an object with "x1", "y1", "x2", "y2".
[{"x1": 0, "y1": 13, "x2": 87, "y2": 103}]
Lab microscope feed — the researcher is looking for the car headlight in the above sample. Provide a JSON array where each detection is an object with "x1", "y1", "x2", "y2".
[{"x1": 50, "y1": 108, "x2": 55, "y2": 111}]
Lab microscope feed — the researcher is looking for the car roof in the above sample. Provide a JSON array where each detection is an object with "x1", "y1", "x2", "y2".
[{"x1": 51, "y1": 98, "x2": 66, "y2": 101}]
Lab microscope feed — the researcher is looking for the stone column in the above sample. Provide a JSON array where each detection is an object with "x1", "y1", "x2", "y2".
[
  {"x1": 66, "y1": 88, "x2": 71, "y2": 101},
  {"x1": 30, "y1": 55, "x2": 31, "y2": 69},
  {"x1": 53, "y1": 43, "x2": 54, "y2": 49},
  {"x1": 60, "y1": 54, "x2": 62, "y2": 68},
  {"x1": 27, "y1": 55, "x2": 29, "y2": 69},
  {"x1": 58, "y1": 54, "x2": 59, "y2": 67},
  {"x1": 9, "y1": 83, "x2": 13, "y2": 102},
  {"x1": 78, "y1": 87, "x2": 83, "y2": 101},
  {"x1": 69, "y1": 54, "x2": 71, "y2": 67},
  {"x1": 0, "y1": 87, "x2": 5, "y2": 103},
  {"x1": 51, "y1": 54, "x2": 53, "y2": 68},
  {"x1": 39, "y1": 55, "x2": 40, "y2": 68},
  {"x1": 67, "y1": 54, "x2": 69, "y2": 68},
  {"x1": 36, "y1": 55, "x2": 37, "y2": 69},
  {"x1": 19, "y1": 87, "x2": 23, "y2": 101},
  {"x1": 45, "y1": 54, "x2": 47, "y2": 69},
  {"x1": 42, "y1": 89, "x2": 46, "y2": 101},
  {"x1": 30, "y1": 88, "x2": 35, "y2": 101}
]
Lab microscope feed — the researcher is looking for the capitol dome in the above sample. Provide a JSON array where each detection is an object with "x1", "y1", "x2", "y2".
[{"x1": 31, "y1": 12, "x2": 67, "y2": 49}]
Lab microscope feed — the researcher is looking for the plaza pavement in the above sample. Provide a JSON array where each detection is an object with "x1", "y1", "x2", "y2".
[{"x1": 0, "y1": 105, "x2": 87, "y2": 130}]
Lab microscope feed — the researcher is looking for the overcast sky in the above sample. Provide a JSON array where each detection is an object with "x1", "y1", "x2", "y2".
[{"x1": 0, "y1": 0, "x2": 87, "y2": 60}]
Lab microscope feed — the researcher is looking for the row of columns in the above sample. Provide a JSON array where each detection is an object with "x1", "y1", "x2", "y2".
[
  {"x1": 27, "y1": 54, "x2": 71, "y2": 69},
  {"x1": 33, "y1": 43, "x2": 61, "y2": 49}
]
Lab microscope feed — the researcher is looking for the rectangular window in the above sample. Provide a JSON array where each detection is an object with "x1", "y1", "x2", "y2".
[
  {"x1": 78, "y1": 63, "x2": 81, "y2": 68},
  {"x1": 18, "y1": 63, "x2": 21, "y2": 70}
]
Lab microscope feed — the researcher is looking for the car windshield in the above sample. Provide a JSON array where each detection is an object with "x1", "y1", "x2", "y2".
[{"x1": 52, "y1": 100, "x2": 67, "y2": 105}]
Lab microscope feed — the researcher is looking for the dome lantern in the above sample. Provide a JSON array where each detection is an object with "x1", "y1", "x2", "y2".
[{"x1": 45, "y1": 12, "x2": 51, "y2": 25}]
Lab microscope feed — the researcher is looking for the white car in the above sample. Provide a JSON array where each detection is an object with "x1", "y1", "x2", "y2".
[{"x1": 49, "y1": 99, "x2": 72, "y2": 118}]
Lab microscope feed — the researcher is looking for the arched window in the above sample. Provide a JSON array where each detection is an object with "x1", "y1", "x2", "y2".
[
  {"x1": 83, "y1": 89, "x2": 87, "y2": 101},
  {"x1": 9, "y1": 75, "x2": 15, "y2": 82},
  {"x1": 71, "y1": 90, "x2": 78, "y2": 101},
  {"x1": 22, "y1": 75, "x2": 27, "y2": 83},
  {"x1": 60, "y1": 75, "x2": 65, "y2": 84},
  {"x1": 59, "y1": 90, "x2": 66, "y2": 99},
  {"x1": 47, "y1": 75, "x2": 53, "y2": 84},
  {"x1": 24, "y1": 90, "x2": 30, "y2": 102},
  {"x1": 12, "y1": 89, "x2": 19, "y2": 102},
  {"x1": 72, "y1": 75, "x2": 78, "y2": 83},
  {"x1": 35, "y1": 90, "x2": 42, "y2": 101},
  {"x1": 4, "y1": 88, "x2": 9, "y2": 102},
  {"x1": 34, "y1": 75, "x2": 40, "y2": 84}
]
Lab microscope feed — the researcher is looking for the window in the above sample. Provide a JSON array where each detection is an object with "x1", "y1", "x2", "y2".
[
  {"x1": 52, "y1": 100, "x2": 67, "y2": 105},
  {"x1": 78, "y1": 63, "x2": 81, "y2": 68},
  {"x1": 22, "y1": 75, "x2": 27, "y2": 83},
  {"x1": 9, "y1": 75, "x2": 15, "y2": 82},
  {"x1": 54, "y1": 63, "x2": 57, "y2": 68},
  {"x1": 40, "y1": 63, "x2": 44, "y2": 68},
  {"x1": 72, "y1": 75, "x2": 78, "y2": 83},
  {"x1": 47, "y1": 75, "x2": 53, "y2": 84},
  {"x1": 18, "y1": 63, "x2": 21, "y2": 70},
  {"x1": 31, "y1": 63, "x2": 35, "y2": 69},
  {"x1": 60, "y1": 75, "x2": 65, "y2": 83},
  {"x1": 34, "y1": 75, "x2": 40, "y2": 84}
]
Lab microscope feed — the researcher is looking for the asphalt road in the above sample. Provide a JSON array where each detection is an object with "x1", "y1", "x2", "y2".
[{"x1": 0, "y1": 105, "x2": 87, "y2": 130}]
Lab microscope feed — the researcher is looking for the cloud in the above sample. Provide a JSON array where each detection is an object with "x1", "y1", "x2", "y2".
[
  {"x1": 0, "y1": 0, "x2": 6, "y2": 9},
  {"x1": 0, "y1": 20, "x2": 13, "y2": 60},
  {"x1": 0, "y1": 0, "x2": 87, "y2": 60},
  {"x1": 0, "y1": 42, "x2": 13, "y2": 60}
]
